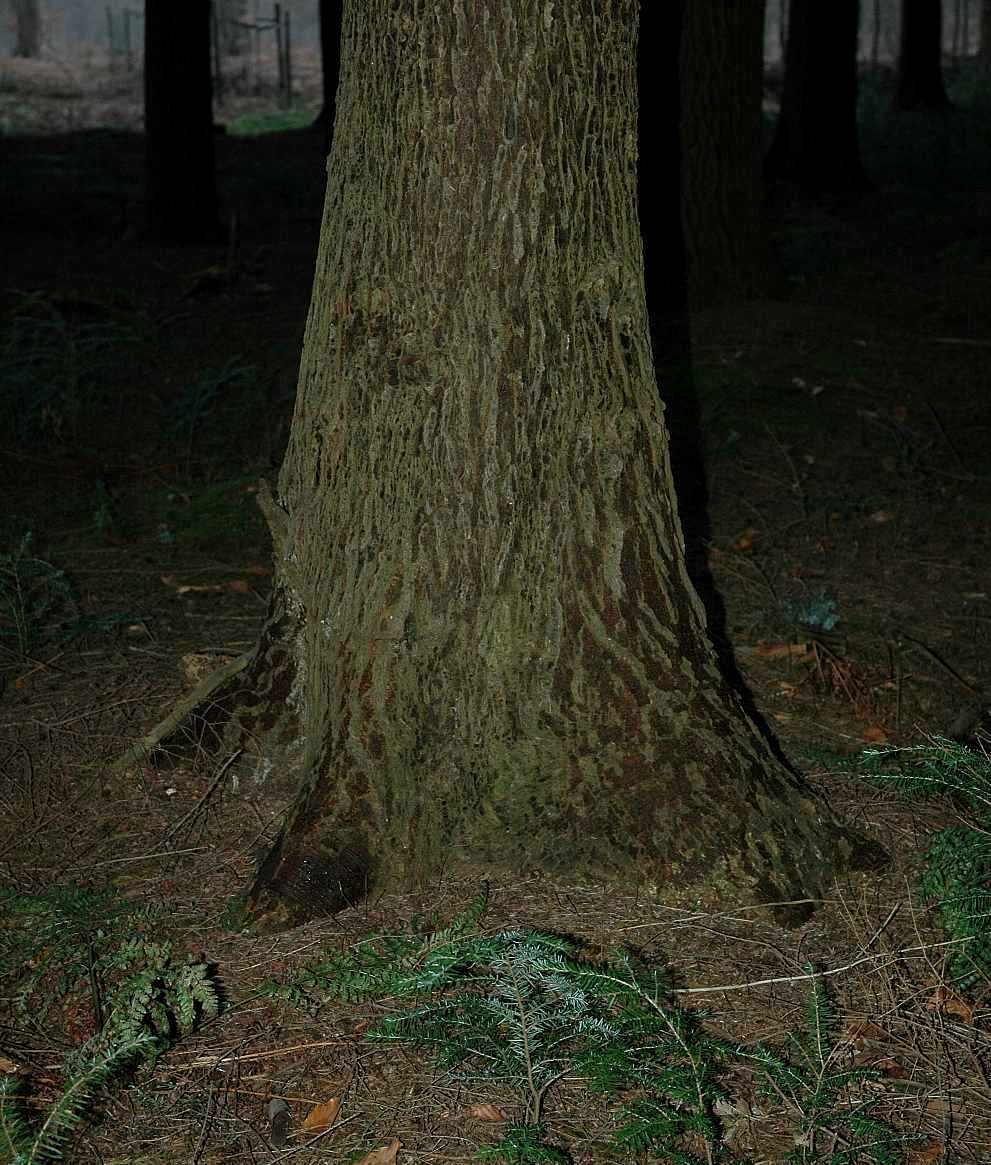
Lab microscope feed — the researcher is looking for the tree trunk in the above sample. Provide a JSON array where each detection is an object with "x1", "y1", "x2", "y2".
[
  {"x1": 12, "y1": 0, "x2": 41, "y2": 58},
  {"x1": 894, "y1": 0, "x2": 952, "y2": 109},
  {"x1": 680, "y1": 0, "x2": 767, "y2": 307},
  {"x1": 215, "y1": 0, "x2": 249, "y2": 57},
  {"x1": 313, "y1": 0, "x2": 344, "y2": 151},
  {"x1": 765, "y1": 0, "x2": 868, "y2": 192},
  {"x1": 163, "y1": 0, "x2": 883, "y2": 930},
  {"x1": 144, "y1": 0, "x2": 221, "y2": 242},
  {"x1": 978, "y1": 0, "x2": 991, "y2": 77}
]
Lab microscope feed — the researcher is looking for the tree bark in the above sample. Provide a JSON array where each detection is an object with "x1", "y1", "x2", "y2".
[
  {"x1": 164, "y1": 0, "x2": 883, "y2": 930},
  {"x1": 12, "y1": 0, "x2": 41, "y2": 58},
  {"x1": 894, "y1": 0, "x2": 952, "y2": 109},
  {"x1": 144, "y1": 0, "x2": 221, "y2": 242},
  {"x1": 765, "y1": 0, "x2": 868, "y2": 193}
]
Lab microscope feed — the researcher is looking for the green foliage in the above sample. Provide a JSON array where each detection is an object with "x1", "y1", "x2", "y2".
[
  {"x1": 1, "y1": 1035, "x2": 155, "y2": 1164},
  {"x1": 0, "y1": 289, "x2": 163, "y2": 445},
  {"x1": 226, "y1": 107, "x2": 319, "y2": 135},
  {"x1": 0, "y1": 882, "x2": 220, "y2": 1161},
  {"x1": 0, "y1": 882, "x2": 219, "y2": 1047},
  {"x1": 740, "y1": 970, "x2": 912, "y2": 1165},
  {"x1": 263, "y1": 891, "x2": 928, "y2": 1164},
  {"x1": 857, "y1": 737, "x2": 991, "y2": 987},
  {"x1": 0, "y1": 530, "x2": 77, "y2": 660},
  {"x1": 154, "y1": 476, "x2": 268, "y2": 552},
  {"x1": 476, "y1": 1124, "x2": 571, "y2": 1165},
  {"x1": 164, "y1": 358, "x2": 256, "y2": 464},
  {"x1": 919, "y1": 827, "x2": 991, "y2": 988},
  {"x1": 263, "y1": 888, "x2": 729, "y2": 1164}
]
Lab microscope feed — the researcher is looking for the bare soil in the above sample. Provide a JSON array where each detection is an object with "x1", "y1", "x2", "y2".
[{"x1": 1, "y1": 55, "x2": 990, "y2": 1165}]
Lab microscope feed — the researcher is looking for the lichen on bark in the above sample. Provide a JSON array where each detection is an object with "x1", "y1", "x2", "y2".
[{"x1": 156, "y1": 0, "x2": 884, "y2": 929}]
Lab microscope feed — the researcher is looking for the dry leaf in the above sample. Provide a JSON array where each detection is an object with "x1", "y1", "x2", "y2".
[
  {"x1": 0, "y1": 1054, "x2": 19, "y2": 1073},
  {"x1": 843, "y1": 1019, "x2": 889, "y2": 1046},
  {"x1": 927, "y1": 986, "x2": 975, "y2": 1024},
  {"x1": 468, "y1": 1103, "x2": 507, "y2": 1121},
  {"x1": 302, "y1": 1096, "x2": 341, "y2": 1134},
  {"x1": 906, "y1": 1139, "x2": 945, "y2": 1165},
  {"x1": 868, "y1": 1055, "x2": 908, "y2": 1078},
  {"x1": 755, "y1": 640, "x2": 812, "y2": 660},
  {"x1": 861, "y1": 725, "x2": 889, "y2": 744},
  {"x1": 730, "y1": 527, "x2": 758, "y2": 552},
  {"x1": 355, "y1": 1138, "x2": 401, "y2": 1165}
]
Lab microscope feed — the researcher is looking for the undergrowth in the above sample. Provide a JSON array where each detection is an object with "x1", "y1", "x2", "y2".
[
  {"x1": 0, "y1": 527, "x2": 135, "y2": 663},
  {"x1": 857, "y1": 734, "x2": 991, "y2": 989},
  {"x1": 0, "y1": 882, "x2": 220, "y2": 1163},
  {"x1": 0, "y1": 530, "x2": 77, "y2": 662},
  {"x1": 258, "y1": 888, "x2": 915, "y2": 1164}
]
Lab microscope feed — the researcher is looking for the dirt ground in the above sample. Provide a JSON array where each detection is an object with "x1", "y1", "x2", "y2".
[{"x1": 1, "y1": 53, "x2": 990, "y2": 1165}]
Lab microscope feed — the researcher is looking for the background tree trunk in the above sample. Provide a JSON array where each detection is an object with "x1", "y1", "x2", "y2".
[
  {"x1": 765, "y1": 0, "x2": 868, "y2": 193},
  {"x1": 187, "y1": 0, "x2": 882, "y2": 929},
  {"x1": 215, "y1": 0, "x2": 249, "y2": 57},
  {"x1": 314, "y1": 0, "x2": 344, "y2": 151},
  {"x1": 680, "y1": 0, "x2": 767, "y2": 307},
  {"x1": 978, "y1": 0, "x2": 991, "y2": 78},
  {"x1": 12, "y1": 0, "x2": 41, "y2": 58},
  {"x1": 895, "y1": 0, "x2": 952, "y2": 109},
  {"x1": 144, "y1": 0, "x2": 220, "y2": 242}
]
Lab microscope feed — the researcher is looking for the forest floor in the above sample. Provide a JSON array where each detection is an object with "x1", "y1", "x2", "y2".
[{"x1": 1, "y1": 55, "x2": 991, "y2": 1165}]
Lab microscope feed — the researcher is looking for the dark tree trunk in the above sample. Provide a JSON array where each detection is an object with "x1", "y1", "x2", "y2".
[
  {"x1": 637, "y1": 0, "x2": 699, "y2": 573},
  {"x1": 872, "y1": 0, "x2": 883, "y2": 71},
  {"x1": 765, "y1": 0, "x2": 868, "y2": 193},
  {"x1": 895, "y1": 0, "x2": 952, "y2": 109},
  {"x1": 215, "y1": 0, "x2": 249, "y2": 57},
  {"x1": 152, "y1": 0, "x2": 884, "y2": 931},
  {"x1": 12, "y1": 0, "x2": 41, "y2": 58},
  {"x1": 144, "y1": 0, "x2": 221, "y2": 242},
  {"x1": 680, "y1": 0, "x2": 767, "y2": 307},
  {"x1": 313, "y1": 0, "x2": 344, "y2": 151},
  {"x1": 978, "y1": 0, "x2": 991, "y2": 76}
]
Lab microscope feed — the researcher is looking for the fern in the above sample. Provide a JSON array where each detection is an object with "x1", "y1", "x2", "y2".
[
  {"x1": 0, "y1": 1035, "x2": 156, "y2": 1164},
  {"x1": 262, "y1": 891, "x2": 731, "y2": 1163},
  {"x1": 0, "y1": 882, "x2": 220, "y2": 1162},
  {"x1": 476, "y1": 1122, "x2": 571, "y2": 1164},
  {"x1": 741, "y1": 968, "x2": 914, "y2": 1164},
  {"x1": 857, "y1": 737, "x2": 991, "y2": 986}
]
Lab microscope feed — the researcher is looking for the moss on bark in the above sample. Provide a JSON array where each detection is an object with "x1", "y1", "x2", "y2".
[{"x1": 153, "y1": 0, "x2": 885, "y2": 928}]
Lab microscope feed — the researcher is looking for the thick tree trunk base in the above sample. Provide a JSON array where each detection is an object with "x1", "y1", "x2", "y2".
[{"x1": 128, "y1": 586, "x2": 886, "y2": 934}]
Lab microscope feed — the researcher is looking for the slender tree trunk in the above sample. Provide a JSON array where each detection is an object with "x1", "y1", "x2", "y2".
[
  {"x1": 895, "y1": 0, "x2": 952, "y2": 108},
  {"x1": 12, "y1": 0, "x2": 41, "y2": 58},
  {"x1": 979, "y1": 0, "x2": 991, "y2": 76},
  {"x1": 872, "y1": 0, "x2": 883, "y2": 70},
  {"x1": 158, "y1": 0, "x2": 883, "y2": 930},
  {"x1": 680, "y1": 1, "x2": 767, "y2": 307},
  {"x1": 765, "y1": 0, "x2": 868, "y2": 193},
  {"x1": 144, "y1": 0, "x2": 221, "y2": 242},
  {"x1": 313, "y1": 0, "x2": 343, "y2": 151},
  {"x1": 215, "y1": 0, "x2": 249, "y2": 56}
]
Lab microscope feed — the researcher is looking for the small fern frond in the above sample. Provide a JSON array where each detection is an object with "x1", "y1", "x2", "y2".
[
  {"x1": 476, "y1": 1122, "x2": 571, "y2": 1164},
  {"x1": 15, "y1": 1034, "x2": 155, "y2": 1164}
]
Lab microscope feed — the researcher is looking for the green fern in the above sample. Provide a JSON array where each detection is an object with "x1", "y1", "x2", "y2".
[
  {"x1": 262, "y1": 890, "x2": 730, "y2": 1163},
  {"x1": 857, "y1": 737, "x2": 991, "y2": 986},
  {"x1": 476, "y1": 1122, "x2": 571, "y2": 1164},
  {"x1": 0, "y1": 1035, "x2": 156, "y2": 1164},
  {"x1": 0, "y1": 882, "x2": 221, "y2": 1162},
  {"x1": 740, "y1": 968, "x2": 912, "y2": 1164}
]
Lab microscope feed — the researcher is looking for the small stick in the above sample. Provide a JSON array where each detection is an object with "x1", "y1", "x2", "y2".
[{"x1": 162, "y1": 749, "x2": 242, "y2": 845}]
